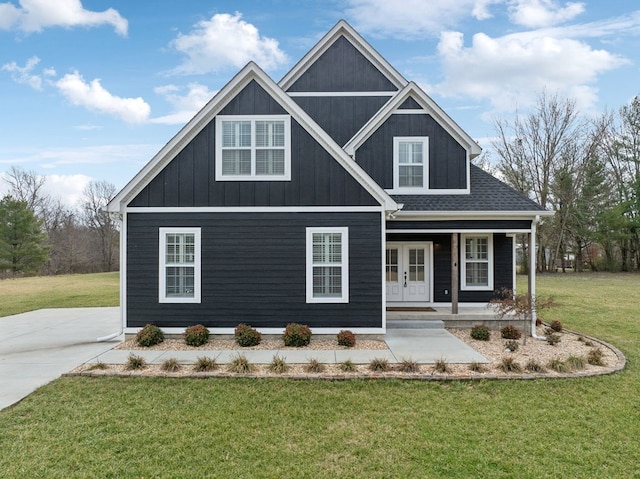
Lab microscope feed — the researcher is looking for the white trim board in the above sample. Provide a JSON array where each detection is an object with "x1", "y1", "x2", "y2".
[
  {"x1": 287, "y1": 91, "x2": 396, "y2": 97},
  {"x1": 125, "y1": 206, "x2": 385, "y2": 213},
  {"x1": 124, "y1": 327, "x2": 387, "y2": 335}
]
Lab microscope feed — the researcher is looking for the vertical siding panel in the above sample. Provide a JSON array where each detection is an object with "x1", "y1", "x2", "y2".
[
  {"x1": 193, "y1": 126, "x2": 210, "y2": 206},
  {"x1": 179, "y1": 142, "x2": 195, "y2": 207}
]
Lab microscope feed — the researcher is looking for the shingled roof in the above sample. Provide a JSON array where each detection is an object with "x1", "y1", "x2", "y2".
[{"x1": 392, "y1": 164, "x2": 547, "y2": 213}]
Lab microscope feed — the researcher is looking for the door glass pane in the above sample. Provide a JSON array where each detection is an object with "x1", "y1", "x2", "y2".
[
  {"x1": 386, "y1": 248, "x2": 398, "y2": 282},
  {"x1": 408, "y1": 248, "x2": 425, "y2": 282}
]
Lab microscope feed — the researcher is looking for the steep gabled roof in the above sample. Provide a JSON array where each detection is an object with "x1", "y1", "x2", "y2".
[
  {"x1": 391, "y1": 164, "x2": 552, "y2": 218},
  {"x1": 107, "y1": 62, "x2": 399, "y2": 212},
  {"x1": 344, "y1": 82, "x2": 482, "y2": 157},
  {"x1": 279, "y1": 19, "x2": 408, "y2": 92}
]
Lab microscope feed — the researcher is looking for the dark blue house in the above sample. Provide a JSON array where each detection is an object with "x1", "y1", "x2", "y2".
[{"x1": 107, "y1": 20, "x2": 549, "y2": 335}]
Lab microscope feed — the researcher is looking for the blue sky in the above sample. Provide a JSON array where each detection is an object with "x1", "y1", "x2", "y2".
[{"x1": 1, "y1": 0, "x2": 639, "y2": 206}]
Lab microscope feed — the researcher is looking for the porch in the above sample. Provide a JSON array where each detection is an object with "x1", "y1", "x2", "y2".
[{"x1": 386, "y1": 306, "x2": 513, "y2": 329}]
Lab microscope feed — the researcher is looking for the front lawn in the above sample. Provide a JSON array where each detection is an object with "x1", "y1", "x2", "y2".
[{"x1": 0, "y1": 273, "x2": 638, "y2": 478}]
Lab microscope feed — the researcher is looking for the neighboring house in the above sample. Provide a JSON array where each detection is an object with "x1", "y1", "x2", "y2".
[{"x1": 107, "y1": 20, "x2": 550, "y2": 335}]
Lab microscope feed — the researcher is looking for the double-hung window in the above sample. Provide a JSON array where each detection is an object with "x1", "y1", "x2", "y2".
[
  {"x1": 306, "y1": 227, "x2": 349, "y2": 303},
  {"x1": 393, "y1": 137, "x2": 428, "y2": 192},
  {"x1": 216, "y1": 115, "x2": 291, "y2": 180},
  {"x1": 461, "y1": 234, "x2": 493, "y2": 290},
  {"x1": 159, "y1": 227, "x2": 201, "y2": 303}
]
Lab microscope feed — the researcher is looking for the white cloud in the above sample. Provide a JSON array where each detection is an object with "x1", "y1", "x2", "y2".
[
  {"x1": 43, "y1": 173, "x2": 92, "y2": 206},
  {"x1": 508, "y1": 0, "x2": 585, "y2": 28},
  {"x1": 345, "y1": 0, "x2": 499, "y2": 38},
  {"x1": 151, "y1": 82, "x2": 217, "y2": 125},
  {"x1": 169, "y1": 12, "x2": 288, "y2": 74},
  {"x1": 430, "y1": 30, "x2": 628, "y2": 112},
  {"x1": 0, "y1": 0, "x2": 127, "y2": 35},
  {"x1": 1, "y1": 56, "x2": 46, "y2": 90},
  {"x1": 55, "y1": 71, "x2": 151, "y2": 123}
]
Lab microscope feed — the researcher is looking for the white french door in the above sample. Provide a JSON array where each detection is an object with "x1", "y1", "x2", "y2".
[{"x1": 386, "y1": 242, "x2": 431, "y2": 303}]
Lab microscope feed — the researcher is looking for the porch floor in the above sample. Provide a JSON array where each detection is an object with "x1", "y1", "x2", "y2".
[{"x1": 387, "y1": 306, "x2": 502, "y2": 328}]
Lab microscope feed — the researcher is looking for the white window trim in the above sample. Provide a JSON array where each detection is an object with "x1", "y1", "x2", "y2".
[
  {"x1": 461, "y1": 233, "x2": 494, "y2": 291},
  {"x1": 215, "y1": 115, "x2": 291, "y2": 181},
  {"x1": 306, "y1": 227, "x2": 349, "y2": 304},
  {"x1": 159, "y1": 227, "x2": 201, "y2": 303},
  {"x1": 389, "y1": 136, "x2": 429, "y2": 194}
]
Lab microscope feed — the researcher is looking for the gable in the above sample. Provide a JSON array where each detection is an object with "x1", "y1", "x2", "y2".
[
  {"x1": 127, "y1": 80, "x2": 381, "y2": 208},
  {"x1": 398, "y1": 97, "x2": 422, "y2": 110}
]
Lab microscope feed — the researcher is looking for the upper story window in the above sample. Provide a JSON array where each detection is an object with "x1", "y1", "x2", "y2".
[
  {"x1": 392, "y1": 137, "x2": 429, "y2": 193},
  {"x1": 461, "y1": 234, "x2": 493, "y2": 291},
  {"x1": 215, "y1": 115, "x2": 291, "y2": 181}
]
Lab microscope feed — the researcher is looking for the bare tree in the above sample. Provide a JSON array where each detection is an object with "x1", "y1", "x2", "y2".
[
  {"x1": 80, "y1": 180, "x2": 119, "y2": 272},
  {"x1": 3, "y1": 166, "x2": 51, "y2": 218}
]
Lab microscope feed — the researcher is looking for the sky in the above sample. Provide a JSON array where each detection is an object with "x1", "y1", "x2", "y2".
[{"x1": 1, "y1": 0, "x2": 639, "y2": 207}]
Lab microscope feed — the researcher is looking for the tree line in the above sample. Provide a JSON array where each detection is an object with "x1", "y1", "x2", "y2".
[
  {"x1": 0, "y1": 167, "x2": 118, "y2": 277},
  {"x1": 491, "y1": 92, "x2": 640, "y2": 273}
]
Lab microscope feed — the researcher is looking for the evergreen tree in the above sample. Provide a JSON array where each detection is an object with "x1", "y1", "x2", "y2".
[{"x1": 0, "y1": 196, "x2": 49, "y2": 275}]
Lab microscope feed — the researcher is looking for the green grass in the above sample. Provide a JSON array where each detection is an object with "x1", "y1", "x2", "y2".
[
  {"x1": 0, "y1": 272, "x2": 119, "y2": 317},
  {"x1": 0, "y1": 273, "x2": 639, "y2": 478}
]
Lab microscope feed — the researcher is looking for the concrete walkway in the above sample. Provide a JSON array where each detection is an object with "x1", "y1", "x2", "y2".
[{"x1": 1, "y1": 308, "x2": 485, "y2": 411}]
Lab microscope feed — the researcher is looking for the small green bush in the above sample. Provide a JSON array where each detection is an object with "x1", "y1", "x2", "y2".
[
  {"x1": 339, "y1": 360, "x2": 357, "y2": 372},
  {"x1": 397, "y1": 358, "x2": 420, "y2": 373},
  {"x1": 587, "y1": 347, "x2": 606, "y2": 366},
  {"x1": 283, "y1": 323, "x2": 312, "y2": 347},
  {"x1": 504, "y1": 340, "x2": 519, "y2": 352},
  {"x1": 87, "y1": 361, "x2": 108, "y2": 371},
  {"x1": 565, "y1": 355, "x2": 586, "y2": 371},
  {"x1": 135, "y1": 324, "x2": 164, "y2": 347},
  {"x1": 468, "y1": 361, "x2": 488, "y2": 373},
  {"x1": 268, "y1": 355, "x2": 289, "y2": 374},
  {"x1": 184, "y1": 324, "x2": 209, "y2": 347},
  {"x1": 193, "y1": 356, "x2": 218, "y2": 372},
  {"x1": 549, "y1": 320, "x2": 563, "y2": 332},
  {"x1": 126, "y1": 353, "x2": 146, "y2": 370},
  {"x1": 498, "y1": 356, "x2": 522, "y2": 373},
  {"x1": 470, "y1": 325, "x2": 491, "y2": 341},
  {"x1": 337, "y1": 330, "x2": 356, "y2": 347},
  {"x1": 548, "y1": 358, "x2": 569, "y2": 372},
  {"x1": 228, "y1": 354, "x2": 254, "y2": 374},
  {"x1": 234, "y1": 323, "x2": 262, "y2": 347},
  {"x1": 525, "y1": 359, "x2": 546, "y2": 373},
  {"x1": 305, "y1": 358, "x2": 326, "y2": 373},
  {"x1": 369, "y1": 357, "x2": 389, "y2": 372},
  {"x1": 433, "y1": 358, "x2": 451, "y2": 374},
  {"x1": 501, "y1": 325, "x2": 522, "y2": 340},
  {"x1": 546, "y1": 331, "x2": 561, "y2": 346},
  {"x1": 161, "y1": 358, "x2": 181, "y2": 372}
]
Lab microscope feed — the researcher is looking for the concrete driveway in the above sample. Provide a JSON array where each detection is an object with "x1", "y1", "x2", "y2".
[{"x1": 0, "y1": 307, "x2": 120, "y2": 411}]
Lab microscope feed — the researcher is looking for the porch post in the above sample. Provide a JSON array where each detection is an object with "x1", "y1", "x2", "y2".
[
  {"x1": 451, "y1": 233, "x2": 459, "y2": 314},
  {"x1": 529, "y1": 221, "x2": 538, "y2": 335}
]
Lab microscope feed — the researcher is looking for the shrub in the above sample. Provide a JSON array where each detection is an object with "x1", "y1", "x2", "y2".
[
  {"x1": 161, "y1": 358, "x2": 181, "y2": 372},
  {"x1": 87, "y1": 361, "x2": 108, "y2": 371},
  {"x1": 126, "y1": 353, "x2": 146, "y2": 370},
  {"x1": 397, "y1": 358, "x2": 420, "y2": 373},
  {"x1": 193, "y1": 356, "x2": 218, "y2": 372},
  {"x1": 546, "y1": 332, "x2": 561, "y2": 346},
  {"x1": 470, "y1": 324, "x2": 491, "y2": 341},
  {"x1": 549, "y1": 320, "x2": 563, "y2": 332},
  {"x1": 234, "y1": 323, "x2": 262, "y2": 347},
  {"x1": 504, "y1": 340, "x2": 519, "y2": 352},
  {"x1": 305, "y1": 358, "x2": 326, "y2": 373},
  {"x1": 548, "y1": 358, "x2": 569, "y2": 373},
  {"x1": 337, "y1": 330, "x2": 356, "y2": 347},
  {"x1": 268, "y1": 355, "x2": 289, "y2": 374},
  {"x1": 433, "y1": 358, "x2": 451, "y2": 374},
  {"x1": 498, "y1": 356, "x2": 522, "y2": 373},
  {"x1": 525, "y1": 359, "x2": 546, "y2": 373},
  {"x1": 283, "y1": 323, "x2": 312, "y2": 347},
  {"x1": 468, "y1": 361, "x2": 488, "y2": 373},
  {"x1": 228, "y1": 354, "x2": 254, "y2": 374},
  {"x1": 501, "y1": 325, "x2": 522, "y2": 340},
  {"x1": 587, "y1": 347, "x2": 606, "y2": 366},
  {"x1": 135, "y1": 324, "x2": 164, "y2": 347},
  {"x1": 565, "y1": 355, "x2": 586, "y2": 371},
  {"x1": 339, "y1": 360, "x2": 357, "y2": 372},
  {"x1": 368, "y1": 357, "x2": 389, "y2": 372},
  {"x1": 184, "y1": 324, "x2": 209, "y2": 347}
]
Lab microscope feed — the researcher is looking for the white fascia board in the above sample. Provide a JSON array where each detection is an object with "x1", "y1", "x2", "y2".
[
  {"x1": 108, "y1": 61, "x2": 398, "y2": 213},
  {"x1": 278, "y1": 19, "x2": 408, "y2": 92},
  {"x1": 124, "y1": 327, "x2": 386, "y2": 335},
  {"x1": 390, "y1": 210, "x2": 554, "y2": 221},
  {"x1": 344, "y1": 83, "x2": 482, "y2": 159}
]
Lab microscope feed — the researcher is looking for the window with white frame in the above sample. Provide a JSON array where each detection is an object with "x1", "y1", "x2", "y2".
[
  {"x1": 306, "y1": 227, "x2": 349, "y2": 303},
  {"x1": 159, "y1": 227, "x2": 201, "y2": 303},
  {"x1": 216, "y1": 116, "x2": 291, "y2": 180},
  {"x1": 393, "y1": 137, "x2": 428, "y2": 192},
  {"x1": 461, "y1": 234, "x2": 493, "y2": 290}
]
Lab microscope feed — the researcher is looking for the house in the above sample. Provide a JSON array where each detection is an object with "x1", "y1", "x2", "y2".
[{"x1": 107, "y1": 20, "x2": 550, "y2": 335}]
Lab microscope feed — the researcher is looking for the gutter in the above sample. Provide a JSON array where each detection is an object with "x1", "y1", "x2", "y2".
[{"x1": 530, "y1": 215, "x2": 546, "y2": 341}]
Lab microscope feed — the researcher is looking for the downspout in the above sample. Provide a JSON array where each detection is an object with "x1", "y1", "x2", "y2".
[
  {"x1": 97, "y1": 210, "x2": 125, "y2": 342},
  {"x1": 530, "y1": 215, "x2": 545, "y2": 341}
]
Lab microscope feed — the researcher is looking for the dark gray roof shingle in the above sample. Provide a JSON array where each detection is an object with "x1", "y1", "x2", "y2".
[{"x1": 392, "y1": 164, "x2": 546, "y2": 212}]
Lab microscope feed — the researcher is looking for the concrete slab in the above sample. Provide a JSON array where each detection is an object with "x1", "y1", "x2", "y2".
[
  {"x1": 335, "y1": 349, "x2": 396, "y2": 364},
  {"x1": 0, "y1": 307, "x2": 121, "y2": 411},
  {"x1": 385, "y1": 328, "x2": 488, "y2": 364}
]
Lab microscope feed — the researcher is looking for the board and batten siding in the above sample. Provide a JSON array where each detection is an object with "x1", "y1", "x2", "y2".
[
  {"x1": 127, "y1": 212, "x2": 383, "y2": 329},
  {"x1": 356, "y1": 114, "x2": 467, "y2": 190}
]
